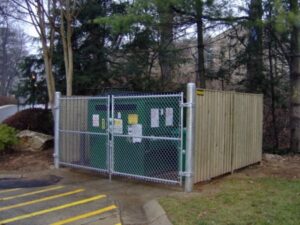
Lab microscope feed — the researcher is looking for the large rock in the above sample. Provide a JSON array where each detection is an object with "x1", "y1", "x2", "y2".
[
  {"x1": 263, "y1": 153, "x2": 283, "y2": 161},
  {"x1": 14, "y1": 130, "x2": 53, "y2": 152}
]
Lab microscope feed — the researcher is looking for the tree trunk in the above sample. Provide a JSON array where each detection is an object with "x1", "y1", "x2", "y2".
[
  {"x1": 195, "y1": 0, "x2": 206, "y2": 88},
  {"x1": 157, "y1": 3, "x2": 174, "y2": 91},
  {"x1": 0, "y1": 27, "x2": 8, "y2": 96},
  {"x1": 289, "y1": 0, "x2": 300, "y2": 153},
  {"x1": 268, "y1": 37, "x2": 279, "y2": 150},
  {"x1": 66, "y1": 23, "x2": 73, "y2": 96},
  {"x1": 60, "y1": 0, "x2": 74, "y2": 96},
  {"x1": 246, "y1": 0, "x2": 263, "y2": 92},
  {"x1": 42, "y1": 48, "x2": 56, "y2": 111}
]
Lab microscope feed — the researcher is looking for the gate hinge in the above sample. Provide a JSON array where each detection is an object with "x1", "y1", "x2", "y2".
[
  {"x1": 180, "y1": 103, "x2": 195, "y2": 108},
  {"x1": 179, "y1": 171, "x2": 193, "y2": 177}
]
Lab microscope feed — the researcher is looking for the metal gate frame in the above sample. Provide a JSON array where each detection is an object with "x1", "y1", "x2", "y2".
[
  {"x1": 55, "y1": 95, "x2": 111, "y2": 173},
  {"x1": 54, "y1": 83, "x2": 196, "y2": 192},
  {"x1": 110, "y1": 93, "x2": 184, "y2": 185}
]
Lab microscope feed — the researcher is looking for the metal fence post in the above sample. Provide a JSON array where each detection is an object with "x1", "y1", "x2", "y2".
[
  {"x1": 54, "y1": 92, "x2": 61, "y2": 169},
  {"x1": 185, "y1": 83, "x2": 196, "y2": 192}
]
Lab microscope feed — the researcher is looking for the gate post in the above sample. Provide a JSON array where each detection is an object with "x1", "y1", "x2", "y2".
[
  {"x1": 185, "y1": 83, "x2": 196, "y2": 192},
  {"x1": 54, "y1": 92, "x2": 61, "y2": 169}
]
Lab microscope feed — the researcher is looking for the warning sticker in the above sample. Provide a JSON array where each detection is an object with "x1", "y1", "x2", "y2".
[
  {"x1": 132, "y1": 124, "x2": 142, "y2": 143},
  {"x1": 128, "y1": 124, "x2": 143, "y2": 143},
  {"x1": 165, "y1": 108, "x2": 174, "y2": 126},
  {"x1": 151, "y1": 108, "x2": 159, "y2": 128},
  {"x1": 113, "y1": 119, "x2": 123, "y2": 134},
  {"x1": 128, "y1": 114, "x2": 138, "y2": 125},
  {"x1": 197, "y1": 90, "x2": 204, "y2": 96},
  {"x1": 92, "y1": 114, "x2": 99, "y2": 127},
  {"x1": 101, "y1": 118, "x2": 106, "y2": 129}
]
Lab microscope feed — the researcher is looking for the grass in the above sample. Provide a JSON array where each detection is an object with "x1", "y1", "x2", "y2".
[{"x1": 160, "y1": 177, "x2": 300, "y2": 225}]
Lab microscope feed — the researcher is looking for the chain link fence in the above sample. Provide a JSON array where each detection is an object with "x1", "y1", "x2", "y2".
[
  {"x1": 57, "y1": 93, "x2": 184, "y2": 185},
  {"x1": 59, "y1": 96, "x2": 110, "y2": 173},
  {"x1": 111, "y1": 94, "x2": 184, "y2": 184}
]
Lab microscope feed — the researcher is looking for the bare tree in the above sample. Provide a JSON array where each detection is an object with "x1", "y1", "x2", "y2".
[
  {"x1": 58, "y1": 0, "x2": 80, "y2": 96},
  {"x1": 0, "y1": 1, "x2": 28, "y2": 96},
  {"x1": 10, "y1": 0, "x2": 57, "y2": 108}
]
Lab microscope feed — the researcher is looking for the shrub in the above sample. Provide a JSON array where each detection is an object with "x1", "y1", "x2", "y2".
[
  {"x1": 2, "y1": 108, "x2": 53, "y2": 135},
  {"x1": 0, "y1": 124, "x2": 18, "y2": 151}
]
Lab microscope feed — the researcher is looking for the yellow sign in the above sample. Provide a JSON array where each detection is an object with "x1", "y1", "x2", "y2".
[
  {"x1": 114, "y1": 119, "x2": 122, "y2": 126},
  {"x1": 196, "y1": 90, "x2": 204, "y2": 96},
  {"x1": 128, "y1": 114, "x2": 138, "y2": 124}
]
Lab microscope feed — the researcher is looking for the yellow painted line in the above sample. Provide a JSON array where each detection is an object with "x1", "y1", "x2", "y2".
[
  {"x1": 0, "y1": 189, "x2": 85, "y2": 212},
  {"x1": 50, "y1": 204, "x2": 117, "y2": 225},
  {"x1": 0, "y1": 188, "x2": 21, "y2": 194},
  {"x1": 115, "y1": 223, "x2": 122, "y2": 225},
  {"x1": 0, "y1": 194, "x2": 106, "y2": 224},
  {"x1": 0, "y1": 185, "x2": 64, "y2": 201}
]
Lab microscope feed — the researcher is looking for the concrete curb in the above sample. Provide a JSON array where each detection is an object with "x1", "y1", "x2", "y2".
[
  {"x1": 0, "y1": 174, "x2": 23, "y2": 179},
  {"x1": 143, "y1": 199, "x2": 173, "y2": 225}
]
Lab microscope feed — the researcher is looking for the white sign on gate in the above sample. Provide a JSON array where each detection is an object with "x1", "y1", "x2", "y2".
[{"x1": 151, "y1": 108, "x2": 159, "y2": 128}]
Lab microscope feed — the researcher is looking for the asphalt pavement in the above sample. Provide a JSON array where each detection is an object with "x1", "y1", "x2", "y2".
[
  {"x1": 0, "y1": 175, "x2": 121, "y2": 225},
  {"x1": 0, "y1": 168, "x2": 180, "y2": 225}
]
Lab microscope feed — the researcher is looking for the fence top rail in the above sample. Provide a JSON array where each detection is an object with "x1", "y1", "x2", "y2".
[
  {"x1": 60, "y1": 96, "x2": 110, "y2": 100},
  {"x1": 112, "y1": 93, "x2": 183, "y2": 99},
  {"x1": 196, "y1": 88, "x2": 263, "y2": 97}
]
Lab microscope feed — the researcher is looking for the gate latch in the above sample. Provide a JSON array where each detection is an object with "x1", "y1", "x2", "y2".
[
  {"x1": 179, "y1": 171, "x2": 193, "y2": 177},
  {"x1": 180, "y1": 103, "x2": 194, "y2": 108}
]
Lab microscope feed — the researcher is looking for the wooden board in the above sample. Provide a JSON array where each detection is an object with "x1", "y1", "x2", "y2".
[{"x1": 194, "y1": 90, "x2": 263, "y2": 183}]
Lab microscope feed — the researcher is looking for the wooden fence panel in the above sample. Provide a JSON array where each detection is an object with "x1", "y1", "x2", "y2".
[
  {"x1": 59, "y1": 98, "x2": 89, "y2": 163},
  {"x1": 194, "y1": 90, "x2": 234, "y2": 182},
  {"x1": 232, "y1": 93, "x2": 263, "y2": 170},
  {"x1": 194, "y1": 90, "x2": 263, "y2": 183}
]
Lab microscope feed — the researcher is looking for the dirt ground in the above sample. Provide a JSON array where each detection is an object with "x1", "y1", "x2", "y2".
[
  {"x1": 0, "y1": 150, "x2": 299, "y2": 180},
  {"x1": 242, "y1": 154, "x2": 300, "y2": 179},
  {"x1": 0, "y1": 149, "x2": 53, "y2": 173}
]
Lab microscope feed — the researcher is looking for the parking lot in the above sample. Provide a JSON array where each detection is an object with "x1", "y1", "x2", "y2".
[{"x1": 0, "y1": 182, "x2": 121, "y2": 225}]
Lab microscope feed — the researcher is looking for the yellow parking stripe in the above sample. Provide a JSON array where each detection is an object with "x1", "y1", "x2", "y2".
[
  {"x1": 0, "y1": 189, "x2": 85, "y2": 212},
  {"x1": 0, "y1": 185, "x2": 64, "y2": 201},
  {"x1": 50, "y1": 205, "x2": 117, "y2": 225},
  {"x1": 0, "y1": 188, "x2": 21, "y2": 194},
  {"x1": 0, "y1": 194, "x2": 106, "y2": 224}
]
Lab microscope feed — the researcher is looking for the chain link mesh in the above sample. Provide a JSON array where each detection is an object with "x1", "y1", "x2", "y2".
[
  {"x1": 58, "y1": 94, "x2": 184, "y2": 184},
  {"x1": 111, "y1": 94, "x2": 183, "y2": 184},
  {"x1": 59, "y1": 96, "x2": 110, "y2": 172}
]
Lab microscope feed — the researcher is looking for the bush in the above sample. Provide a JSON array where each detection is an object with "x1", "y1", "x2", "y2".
[
  {"x1": 0, "y1": 124, "x2": 18, "y2": 151},
  {"x1": 2, "y1": 108, "x2": 54, "y2": 135}
]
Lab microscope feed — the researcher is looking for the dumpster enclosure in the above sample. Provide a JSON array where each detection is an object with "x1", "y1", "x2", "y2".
[
  {"x1": 54, "y1": 84, "x2": 263, "y2": 190},
  {"x1": 56, "y1": 93, "x2": 185, "y2": 185}
]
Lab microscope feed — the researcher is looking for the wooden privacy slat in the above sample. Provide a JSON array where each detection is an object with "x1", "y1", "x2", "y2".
[
  {"x1": 194, "y1": 90, "x2": 263, "y2": 183},
  {"x1": 59, "y1": 98, "x2": 89, "y2": 163}
]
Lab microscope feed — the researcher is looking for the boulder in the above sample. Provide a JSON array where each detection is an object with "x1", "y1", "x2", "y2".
[
  {"x1": 14, "y1": 130, "x2": 53, "y2": 152},
  {"x1": 263, "y1": 153, "x2": 283, "y2": 161}
]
